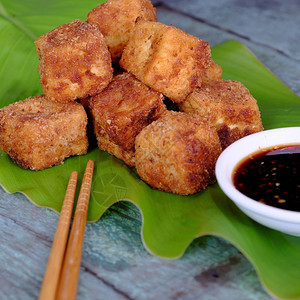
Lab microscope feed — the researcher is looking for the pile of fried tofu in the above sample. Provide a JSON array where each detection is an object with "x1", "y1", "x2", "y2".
[{"x1": 0, "y1": 0, "x2": 263, "y2": 195}]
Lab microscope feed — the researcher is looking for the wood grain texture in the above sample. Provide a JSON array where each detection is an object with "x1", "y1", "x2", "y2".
[
  {"x1": 39, "y1": 171, "x2": 78, "y2": 300},
  {"x1": 0, "y1": 188, "x2": 270, "y2": 300},
  {"x1": 1, "y1": 1, "x2": 300, "y2": 299},
  {"x1": 57, "y1": 160, "x2": 94, "y2": 300}
]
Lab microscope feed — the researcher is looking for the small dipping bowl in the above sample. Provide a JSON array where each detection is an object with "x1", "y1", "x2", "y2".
[{"x1": 215, "y1": 127, "x2": 300, "y2": 236}]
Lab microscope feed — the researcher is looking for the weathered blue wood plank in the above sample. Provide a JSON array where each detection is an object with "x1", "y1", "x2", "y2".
[{"x1": 0, "y1": 188, "x2": 270, "y2": 299}]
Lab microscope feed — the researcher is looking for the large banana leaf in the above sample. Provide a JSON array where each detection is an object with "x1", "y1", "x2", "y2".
[{"x1": 1, "y1": 1, "x2": 300, "y2": 299}]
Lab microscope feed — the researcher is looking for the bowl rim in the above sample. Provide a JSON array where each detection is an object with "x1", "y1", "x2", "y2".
[{"x1": 215, "y1": 126, "x2": 300, "y2": 223}]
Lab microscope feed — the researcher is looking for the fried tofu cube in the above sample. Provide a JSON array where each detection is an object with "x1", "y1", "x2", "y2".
[
  {"x1": 0, "y1": 95, "x2": 88, "y2": 170},
  {"x1": 35, "y1": 19, "x2": 113, "y2": 103},
  {"x1": 87, "y1": 0, "x2": 157, "y2": 63},
  {"x1": 179, "y1": 80, "x2": 263, "y2": 149},
  {"x1": 135, "y1": 111, "x2": 222, "y2": 195},
  {"x1": 202, "y1": 60, "x2": 223, "y2": 82},
  {"x1": 120, "y1": 21, "x2": 212, "y2": 103},
  {"x1": 90, "y1": 72, "x2": 166, "y2": 166}
]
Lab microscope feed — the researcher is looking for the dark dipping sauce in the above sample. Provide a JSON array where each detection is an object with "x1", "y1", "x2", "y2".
[{"x1": 233, "y1": 145, "x2": 300, "y2": 212}]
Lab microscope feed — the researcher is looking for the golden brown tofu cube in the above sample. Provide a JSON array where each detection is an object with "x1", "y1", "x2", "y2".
[
  {"x1": 90, "y1": 72, "x2": 166, "y2": 166},
  {"x1": 202, "y1": 60, "x2": 223, "y2": 82},
  {"x1": 135, "y1": 111, "x2": 222, "y2": 195},
  {"x1": 87, "y1": 0, "x2": 156, "y2": 63},
  {"x1": 120, "y1": 21, "x2": 212, "y2": 103},
  {"x1": 0, "y1": 95, "x2": 88, "y2": 170},
  {"x1": 35, "y1": 19, "x2": 113, "y2": 103},
  {"x1": 179, "y1": 80, "x2": 263, "y2": 149}
]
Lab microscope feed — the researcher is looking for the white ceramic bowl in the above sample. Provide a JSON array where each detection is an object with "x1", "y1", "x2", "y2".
[{"x1": 215, "y1": 127, "x2": 300, "y2": 236}]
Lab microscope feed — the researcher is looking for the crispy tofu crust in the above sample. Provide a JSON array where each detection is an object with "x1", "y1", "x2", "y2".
[
  {"x1": 90, "y1": 72, "x2": 166, "y2": 166},
  {"x1": 179, "y1": 80, "x2": 263, "y2": 149},
  {"x1": 202, "y1": 60, "x2": 223, "y2": 82},
  {"x1": 0, "y1": 95, "x2": 88, "y2": 170},
  {"x1": 120, "y1": 21, "x2": 212, "y2": 102},
  {"x1": 135, "y1": 111, "x2": 222, "y2": 195},
  {"x1": 35, "y1": 19, "x2": 113, "y2": 103},
  {"x1": 87, "y1": 0, "x2": 157, "y2": 63}
]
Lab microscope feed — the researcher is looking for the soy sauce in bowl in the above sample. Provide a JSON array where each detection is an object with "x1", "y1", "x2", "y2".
[{"x1": 233, "y1": 145, "x2": 300, "y2": 212}]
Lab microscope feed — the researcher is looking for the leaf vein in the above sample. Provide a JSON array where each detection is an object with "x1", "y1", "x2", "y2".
[{"x1": 0, "y1": 2, "x2": 38, "y2": 41}]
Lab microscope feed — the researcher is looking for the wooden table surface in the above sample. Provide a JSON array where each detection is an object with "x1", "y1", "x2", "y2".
[{"x1": 1, "y1": 1, "x2": 299, "y2": 299}]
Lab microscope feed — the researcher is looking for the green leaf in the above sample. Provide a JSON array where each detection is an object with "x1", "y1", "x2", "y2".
[{"x1": 1, "y1": 1, "x2": 300, "y2": 299}]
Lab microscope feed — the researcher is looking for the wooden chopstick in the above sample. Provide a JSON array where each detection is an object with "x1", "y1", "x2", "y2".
[
  {"x1": 39, "y1": 160, "x2": 94, "y2": 300},
  {"x1": 56, "y1": 159, "x2": 94, "y2": 300},
  {"x1": 39, "y1": 171, "x2": 78, "y2": 300}
]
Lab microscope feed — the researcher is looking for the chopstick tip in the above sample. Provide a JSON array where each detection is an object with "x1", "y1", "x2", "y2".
[{"x1": 87, "y1": 159, "x2": 94, "y2": 168}]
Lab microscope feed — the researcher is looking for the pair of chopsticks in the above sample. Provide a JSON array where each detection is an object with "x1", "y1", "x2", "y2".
[{"x1": 39, "y1": 160, "x2": 94, "y2": 300}]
